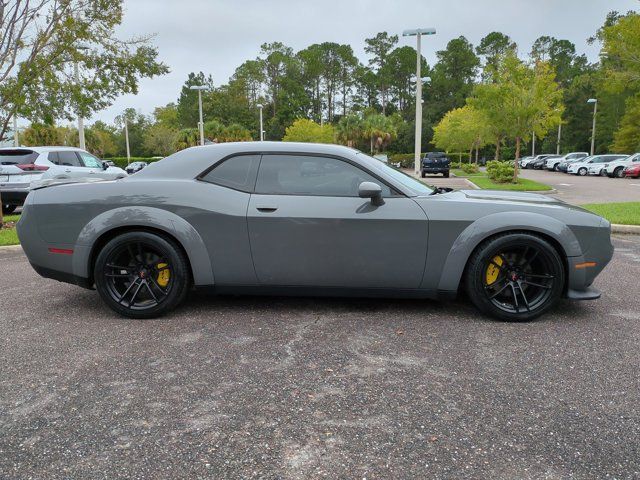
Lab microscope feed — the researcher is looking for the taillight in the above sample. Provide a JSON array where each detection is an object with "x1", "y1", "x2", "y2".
[{"x1": 17, "y1": 163, "x2": 48, "y2": 171}]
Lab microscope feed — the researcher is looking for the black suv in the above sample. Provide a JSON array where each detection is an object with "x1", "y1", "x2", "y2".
[{"x1": 422, "y1": 152, "x2": 450, "y2": 178}]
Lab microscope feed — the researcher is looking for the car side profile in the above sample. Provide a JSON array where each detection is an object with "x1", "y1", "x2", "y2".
[
  {"x1": 0, "y1": 146, "x2": 127, "y2": 214},
  {"x1": 599, "y1": 153, "x2": 640, "y2": 178},
  {"x1": 568, "y1": 154, "x2": 627, "y2": 176},
  {"x1": 545, "y1": 152, "x2": 588, "y2": 171},
  {"x1": 17, "y1": 142, "x2": 613, "y2": 322}
]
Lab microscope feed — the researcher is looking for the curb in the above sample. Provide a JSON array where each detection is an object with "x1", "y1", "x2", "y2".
[
  {"x1": 0, "y1": 244, "x2": 23, "y2": 251},
  {"x1": 611, "y1": 224, "x2": 640, "y2": 234}
]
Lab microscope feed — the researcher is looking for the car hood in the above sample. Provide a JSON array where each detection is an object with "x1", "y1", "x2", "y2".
[{"x1": 457, "y1": 189, "x2": 561, "y2": 205}]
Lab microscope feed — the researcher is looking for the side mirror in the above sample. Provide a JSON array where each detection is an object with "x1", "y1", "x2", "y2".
[
  {"x1": 102, "y1": 161, "x2": 109, "y2": 171},
  {"x1": 358, "y1": 181, "x2": 384, "y2": 206}
]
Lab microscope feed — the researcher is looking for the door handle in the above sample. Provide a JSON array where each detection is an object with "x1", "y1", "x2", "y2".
[
  {"x1": 65, "y1": 169, "x2": 71, "y2": 173},
  {"x1": 256, "y1": 206, "x2": 278, "y2": 213}
]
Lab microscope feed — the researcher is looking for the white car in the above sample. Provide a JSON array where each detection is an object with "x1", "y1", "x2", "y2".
[
  {"x1": 545, "y1": 152, "x2": 588, "y2": 171},
  {"x1": 518, "y1": 156, "x2": 534, "y2": 168},
  {"x1": 0, "y1": 146, "x2": 127, "y2": 214},
  {"x1": 568, "y1": 154, "x2": 627, "y2": 176},
  {"x1": 598, "y1": 153, "x2": 640, "y2": 178}
]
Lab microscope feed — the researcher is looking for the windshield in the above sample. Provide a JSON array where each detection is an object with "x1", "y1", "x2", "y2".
[{"x1": 356, "y1": 152, "x2": 434, "y2": 195}]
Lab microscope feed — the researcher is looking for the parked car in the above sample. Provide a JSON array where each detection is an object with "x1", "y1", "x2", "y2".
[
  {"x1": 568, "y1": 154, "x2": 626, "y2": 176},
  {"x1": 421, "y1": 152, "x2": 450, "y2": 177},
  {"x1": 557, "y1": 156, "x2": 586, "y2": 173},
  {"x1": 587, "y1": 154, "x2": 629, "y2": 176},
  {"x1": 18, "y1": 142, "x2": 613, "y2": 322},
  {"x1": 529, "y1": 154, "x2": 559, "y2": 170},
  {"x1": 126, "y1": 161, "x2": 148, "y2": 175},
  {"x1": 599, "y1": 153, "x2": 640, "y2": 178},
  {"x1": 518, "y1": 156, "x2": 534, "y2": 168},
  {"x1": 0, "y1": 146, "x2": 126, "y2": 214},
  {"x1": 623, "y1": 163, "x2": 640, "y2": 178},
  {"x1": 545, "y1": 152, "x2": 588, "y2": 171}
]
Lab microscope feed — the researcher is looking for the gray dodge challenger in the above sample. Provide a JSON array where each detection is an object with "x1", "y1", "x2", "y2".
[{"x1": 17, "y1": 142, "x2": 613, "y2": 321}]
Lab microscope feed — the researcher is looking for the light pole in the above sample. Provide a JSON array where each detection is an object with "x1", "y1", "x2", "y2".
[
  {"x1": 257, "y1": 103, "x2": 264, "y2": 141},
  {"x1": 190, "y1": 85, "x2": 207, "y2": 146},
  {"x1": 556, "y1": 122, "x2": 562, "y2": 155},
  {"x1": 124, "y1": 118, "x2": 131, "y2": 165},
  {"x1": 587, "y1": 98, "x2": 597, "y2": 155},
  {"x1": 531, "y1": 130, "x2": 536, "y2": 157},
  {"x1": 13, "y1": 115, "x2": 19, "y2": 147},
  {"x1": 74, "y1": 45, "x2": 89, "y2": 150},
  {"x1": 403, "y1": 27, "x2": 436, "y2": 175}
]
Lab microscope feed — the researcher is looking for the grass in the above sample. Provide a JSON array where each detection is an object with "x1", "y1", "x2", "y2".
[
  {"x1": 466, "y1": 173, "x2": 552, "y2": 191},
  {"x1": 582, "y1": 202, "x2": 640, "y2": 226},
  {"x1": 451, "y1": 168, "x2": 484, "y2": 178},
  {"x1": 0, "y1": 214, "x2": 20, "y2": 246}
]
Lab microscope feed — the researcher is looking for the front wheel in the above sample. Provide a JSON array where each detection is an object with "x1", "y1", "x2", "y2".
[
  {"x1": 553, "y1": 164, "x2": 560, "y2": 171},
  {"x1": 614, "y1": 167, "x2": 625, "y2": 178},
  {"x1": 421, "y1": 171, "x2": 426, "y2": 178},
  {"x1": 94, "y1": 231, "x2": 191, "y2": 319},
  {"x1": 578, "y1": 167, "x2": 587, "y2": 176},
  {"x1": 443, "y1": 172, "x2": 450, "y2": 178},
  {"x1": 464, "y1": 233, "x2": 565, "y2": 322}
]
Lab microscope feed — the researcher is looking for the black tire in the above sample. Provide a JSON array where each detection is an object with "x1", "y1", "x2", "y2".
[
  {"x1": 443, "y1": 172, "x2": 450, "y2": 178},
  {"x1": 578, "y1": 167, "x2": 587, "y2": 176},
  {"x1": 614, "y1": 167, "x2": 625, "y2": 178},
  {"x1": 2, "y1": 204, "x2": 17, "y2": 215},
  {"x1": 553, "y1": 163, "x2": 560, "y2": 172},
  {"x1": 94, "y1": 231, "x2": 191, "y2": 319},
  {"x1": 421, "y1": 171, "x2": 426, "y2": 178},
  {"x1": 464, "y1": 233, "x2": 565, "y2": 322}
]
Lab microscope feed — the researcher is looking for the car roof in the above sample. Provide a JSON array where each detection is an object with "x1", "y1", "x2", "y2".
[{"x1": 0, "y1": 146, "x2": 83, "y2": 153}]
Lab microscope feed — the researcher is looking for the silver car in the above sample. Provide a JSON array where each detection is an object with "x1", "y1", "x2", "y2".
[
  {"x1": 0, "y1": 146, "x2": 127, "y2": 214},
  {"x1": 17, "y1": 142, "x2": 614, "y2": 322}
]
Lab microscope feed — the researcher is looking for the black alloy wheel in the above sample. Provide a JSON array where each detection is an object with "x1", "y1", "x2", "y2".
[
  {"x1": 465, "y1": 233, "x2": 564, "y2": 321},
  {"x1": 94, "y1": 231, "x2": 190, "y2": 318}
]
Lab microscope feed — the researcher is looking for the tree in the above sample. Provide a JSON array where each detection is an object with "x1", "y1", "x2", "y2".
[
  {"x1": 260, "y1": 42, "x2": 295, "y2": 117},
  {"x1": 0, "y1": 0, "x2": 167, "y2": 141},
  {"x1": 612, "y1": 94, "x2": 640, "y2": 152},
  {"x1": 174, "y1": 128, "x2": 199, "y2": 151},
  {"x1": 143, "y1": 124, "x2": 177, "y2": 157},
  {"x1": 176, "y1": 72, "x2": 214, "y2": 129},
  {"x1": 432, "y1": 106, "x2": 487, "y2": 161},
  {"x1": 428, "y1": 37, "x2": 480, "y2": 120},
  {"x1": 362, "y1": 114, "x2": 398, "y2": 153},
  {"x1": 337, "y1": 114, "x2": 363, "y2": 147},
  {"x1": 283, "y1": 119, "x2": 335, "y2": 143},
  {"x1": 476, "y1": 32, "x2": 517, "y2": 81},
  {"x1": 471, "y1": 54, "x2": 563, "y2": 181},
  {"x1": 219, "y1": 124, "x2": 252, "y2": 142},
  {"x1": 384, "y1": 46, "x2": 429, "y2": 115},
  {"x1": 364, "y1": 32, "x2": 399, "y2": 114}
]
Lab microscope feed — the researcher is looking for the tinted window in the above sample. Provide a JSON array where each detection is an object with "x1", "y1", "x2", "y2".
[
  {"x1": 78, "y1": 151, "x2": 103, "y2": 168},
  {"x1": 255, "y1": 154, "x2": 392, "y2": 197},
  {"x1": 56, "y1": 151, "x2": 82, "y2": 167},
  {"x1": 201, "y1": 154, "x2": 260, "y2": 191},
  {"x1": 0, "y1": 150, "x2": 37, "y2": 165}
]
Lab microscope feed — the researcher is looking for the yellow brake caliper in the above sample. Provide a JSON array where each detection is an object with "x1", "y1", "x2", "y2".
[
  {"x1": 157, "y1": 263, "x2": 170, "y2": 288},
  {"x1": 485, "y1": 256, "x2": 503, "y2": 285}
]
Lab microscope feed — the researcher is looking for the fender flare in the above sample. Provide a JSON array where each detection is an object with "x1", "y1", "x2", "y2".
[
  {"x1": 436, "y1": 211, "x2": 582, "y2": 292},
  {"x1": 72, "y1": 206, "x2": 214, "y2": 286}
]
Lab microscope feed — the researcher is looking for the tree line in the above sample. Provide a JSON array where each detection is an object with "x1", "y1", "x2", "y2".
[{"x1": 6, "y1": 3, "x2": 640, "y2": 162}]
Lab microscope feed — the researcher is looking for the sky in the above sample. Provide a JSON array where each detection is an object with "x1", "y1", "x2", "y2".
[{"x1": 88, "y1": 0, "x2": 639, "y2": 125}]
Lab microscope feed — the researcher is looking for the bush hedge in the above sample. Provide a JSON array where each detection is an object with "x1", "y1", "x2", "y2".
[
  {"x1": 486, "y1": 160, "x2": 515, "y2": 183},
  {"x1": 460, "y1": 163, "x2": 480, "y2": 174}
]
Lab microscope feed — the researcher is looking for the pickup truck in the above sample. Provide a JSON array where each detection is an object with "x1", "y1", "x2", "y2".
[{"x1": 421, "y1": 152, "x2": 450, "y2": 178}]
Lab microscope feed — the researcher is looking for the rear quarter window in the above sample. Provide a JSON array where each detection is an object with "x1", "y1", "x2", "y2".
[{"x1": 199, "y1": 154, "x2": 260, "y2": 192}]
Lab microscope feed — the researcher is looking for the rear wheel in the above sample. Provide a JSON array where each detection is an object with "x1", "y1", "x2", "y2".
[
  {"x1": 2, "y1": 204, "x2": 17, "y2": 215},
  {"x1": 553, "y1": 163, "x2": 560, "y2": 171},
  {"x1": 465, "y1": 233, "x2": 565, "y2": 322},
  {"x1": 94, "y1": 231, "x2": 190, "y2": 319},
  {"x1": 614, "y1": 167, "x2": 625, "y2": 178},
  {"x1": 443, "y1": 172, "x2": 450, "y2": 178}
]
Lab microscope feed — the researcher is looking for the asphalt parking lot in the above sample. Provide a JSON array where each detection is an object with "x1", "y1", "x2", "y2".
[
  {"x1": 1, "y1": 235, "x2": 639, "y2": 479},
  {"x1": 519, "y1": 168, "x2": 640, "y2": 204}
]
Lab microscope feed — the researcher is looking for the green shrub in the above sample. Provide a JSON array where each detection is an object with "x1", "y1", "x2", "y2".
[
  {"x1": 460, "y1": 163, "x2": 479, "y2": 174},
  {"x1": 388, "y1": 153, "x2": 427, "y2": 168},
  {"x1": 486, "y1": 160, "x2": 515, "y2": 183}
]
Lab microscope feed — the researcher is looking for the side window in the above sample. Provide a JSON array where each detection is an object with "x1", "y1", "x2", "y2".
[
  {"x1": 255, "y1": 154, "x2": 392, "y2": 197},
  {"x1": 200, "y1": 154, "x2": 260, "y2": 192},
  {"x1": 78, "y1": 152, "x2": 103, "y2": 168},
  {"x1": 47, "y1": 152, "x2": 60, "y2": 165},
  {"x1": 56, "y1": 151, "x2": 82, "y2": 167}
]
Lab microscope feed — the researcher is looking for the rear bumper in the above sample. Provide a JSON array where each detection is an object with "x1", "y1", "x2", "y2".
[{"x1": 422, "y1": 167, "x2": 449, "y2": 173}]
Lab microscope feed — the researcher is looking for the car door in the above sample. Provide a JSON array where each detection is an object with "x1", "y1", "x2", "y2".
[
  {"x1": 51, "y1": 151, "x2": 90, "y2": 179},
  {"x1": 247, "y1": 153, "x2": 429, "y2": 289},
  {"x1": 77, "y1": 151, "x2": 107, "y2": 178}
]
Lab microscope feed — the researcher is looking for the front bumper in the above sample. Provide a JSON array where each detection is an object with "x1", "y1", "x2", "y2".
[{"x1": 422, "y1": 166, "x2": 449, "y2": 174}]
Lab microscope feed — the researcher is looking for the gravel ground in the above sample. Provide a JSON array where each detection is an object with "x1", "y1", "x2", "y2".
[{"x1": 1, "y1": 236, "x2": 639, "y2": 479}]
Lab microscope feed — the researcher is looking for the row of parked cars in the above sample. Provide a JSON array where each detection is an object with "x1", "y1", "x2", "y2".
[
  {"x1": 0, "y1": 146, "x2": 148, "y2": 214},
  {"x1": 518, "y1": 151, "x2": 640, "y2": 178}
]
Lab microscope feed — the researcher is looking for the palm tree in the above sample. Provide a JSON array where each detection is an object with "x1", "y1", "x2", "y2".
[
  {"x1": 362, "y1": 114, "x2": 397, "y2": 154},
  {"x1": 337, "y1": 114, "x2": 362, "y2": 147}
]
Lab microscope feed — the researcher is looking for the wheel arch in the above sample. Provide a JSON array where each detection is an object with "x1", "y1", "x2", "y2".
[
  {"x1": 436, "y1": 212, "x2": 579, "y2": 293},
  {"x1": 71, "y1": 206, "x2": 214, "y2": 286}
]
